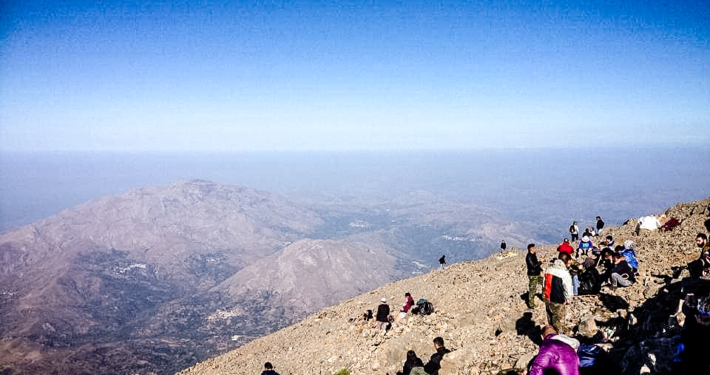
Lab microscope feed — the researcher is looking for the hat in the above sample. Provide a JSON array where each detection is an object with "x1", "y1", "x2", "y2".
[
  {"x1": 624, "y1": 240, "x2": 634, "y2": 250},
  {"x1": 582, "y1": 235, "x2": 590, "y2": 242},
  {"x1": 381, "y1": 297, "x2": 387, "y2": 302}
]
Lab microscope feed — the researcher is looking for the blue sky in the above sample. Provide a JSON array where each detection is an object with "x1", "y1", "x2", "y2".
[{"x1": 1, "y1": 0, "x2": 709, "y2": 151}]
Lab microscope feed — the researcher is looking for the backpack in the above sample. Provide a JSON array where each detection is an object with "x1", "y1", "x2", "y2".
[
  {"x1": 419, "y1": 302, "x2": 434, "y2": 315},
  {"x1": 578, "y1": 269, "x2": 600, "y2": 295}
]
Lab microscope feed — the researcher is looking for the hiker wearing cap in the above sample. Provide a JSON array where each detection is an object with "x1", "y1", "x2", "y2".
[
  {"x1": 375, "y1": 297, "x2": 391, "y2": 330},
  {"x1": 260, "y1": 362, "x2": 280, "y2": 375},
  {"x1": 576, "y1": 236, "x2": 594, "y2": 258}
]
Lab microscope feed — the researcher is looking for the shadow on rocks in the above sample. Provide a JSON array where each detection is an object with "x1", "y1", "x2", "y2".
[
  {"x1": 598, "y1": 293, "x2": 629, "y2": 311},
  {"x1": 516, "y1": 312, "x2": 543, "y2": 346},
  {"x1": 603, "y1": 271, "x2": 710, "y2": 374}
]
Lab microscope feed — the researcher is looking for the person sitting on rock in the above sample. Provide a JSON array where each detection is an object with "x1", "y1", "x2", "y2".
[
  {"x1": 396, "y1": 292, "x2": 415, "y2": 322},
  {"x1": 543, "y1": 253, "x2": 574, "y2": 334},
  {"x1": 607, "y1": 253, "x2": 635, "y2": 289},
  {"x1": 528, "y1": 325, "x2": 580, "y2": 375},
  {"x1": 260, "y1": 362, "x2": 280, "y2": 375},
  {"x1": 423, "y1": 337, "x2": 450, "y2": 375},
  {"x1": 577, "y1": 257, "x2": 601, "y2": 295},
  {"x1": 396, "y1": 350, "x2": 426, "y2": 375},
  {"x1": 375, "y1": 297, "x2": 391, "y2": 330},
  {"x1": 557, "y1": 238, "x2": 574, "y2": 256},
  {"x1": 604, "y1": 235, "x2": 615, "y2": 249},
  {"x1": 577, "y1": 236, "x2": 594, "y2": 258},
  {"x1": 688, "y1": 233, "x2": 710, "y2": 278},
  {"x1": 621, "y1": 240, "x2": 639, "y2": 272},
  {"x1": 675, "y1": 294, "x2": 710, "y2": 374}
]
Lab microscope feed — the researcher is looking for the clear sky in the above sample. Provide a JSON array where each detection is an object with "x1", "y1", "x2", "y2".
[{"x1": 1, "y1": 0, "x2": 709, "y2": 152}]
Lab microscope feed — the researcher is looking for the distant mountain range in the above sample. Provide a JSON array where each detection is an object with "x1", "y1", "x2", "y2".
[{"x1": 0, "y1": 180, "x2": 543, "y2": 375}]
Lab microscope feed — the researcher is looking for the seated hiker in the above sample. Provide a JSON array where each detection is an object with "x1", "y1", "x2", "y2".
[
  {"x1": 688, "y1": 233, "x2": 710, "y2": 278},
  {"x1": 577, "y1": 236, "x2": 594, "y2": 258},
  {"x1": 607, "y1": 253, "x2": 635, "y2": 289},
  {"x1": 577, "y1": 257, "x2": 601, "y2": 295},
  {"x1": 261, "y1": 362, "x2": 280, "y2": 375},
  {"x1": 375, "y1": 297, "x2": 391, "y2": 330},
  {"x1": 582, "y1": 227, "x2": 593, "y2": 238},
  {"x1": 604, "y1": 235, "x2": 615, "y2": 249},
  {"x1": 396, "y1": 292, "x2": 415, "y2": 322},
  {"x1": 528, "y1": 325, "x2": 580, "y2": 375},
  {"x1": 557, "y1": 238, "x2": 574, "y2": 256},
  {"x1": 621, "y1": 240, "x2": 639, "y2": 272},
  {"x1": 423, "y1": 337, "x2": 450, "y2": 375},
  {"x1": 363, "y1": 309, "x2": 373, "y2": 321},
  {"x1": 396, "y1": 350, "x2": 426, "y2": 375},
  {"x1": 662, "y1": 217, "x2": 681, "y2": 231},
  {"x1": 567, "y1": 258, "x2": 582, "y2": 296},
  {"x1": 675, "y1": 294, "x2": 710, "y2": 374}
]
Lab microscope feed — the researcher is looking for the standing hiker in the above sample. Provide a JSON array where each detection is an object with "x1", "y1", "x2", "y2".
[
  {"x1": 500, "y1": 240, "x2": 507, "y2": 253},
  {"x1": 438, "y1": 255, "x2": 446, "y2": 269},
  {"x1": 526, "y1": 244, "x2": 544, "y2": 309}
]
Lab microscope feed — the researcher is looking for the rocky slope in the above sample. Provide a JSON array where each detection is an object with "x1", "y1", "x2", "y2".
[
  {"x1": 176, "y1": 197, "x2": 710, "y2": 375},
  {"x1": 0, "y1": 179, "x2": 544, "y2": 375}
]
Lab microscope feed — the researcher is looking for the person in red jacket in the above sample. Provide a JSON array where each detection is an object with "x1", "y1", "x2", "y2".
[{"x1": 557, "y1": 238, "x2": 574, "y2": 256}]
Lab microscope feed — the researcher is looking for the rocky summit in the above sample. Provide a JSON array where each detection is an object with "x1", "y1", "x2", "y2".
[{"x1": 176, "y1": 197, "x2": 710, "y2": 375}]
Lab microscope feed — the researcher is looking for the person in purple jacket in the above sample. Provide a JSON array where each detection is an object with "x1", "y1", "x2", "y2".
[{"x1": 527, "y1": 325, "x2": 580, "y2": 375}]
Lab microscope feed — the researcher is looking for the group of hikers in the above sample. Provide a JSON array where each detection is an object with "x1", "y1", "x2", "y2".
[
  {"x1": 258, "y1": 214, "x2": 710, "y2": 375},
  {"x1": 526, "y1": 221, "x2": 639, "y2": 335}
]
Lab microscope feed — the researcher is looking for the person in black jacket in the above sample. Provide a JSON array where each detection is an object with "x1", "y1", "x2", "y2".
[
  {"x1": 607, "y1": 253, "x2": 635, "y2": 289},
  {"x1": 424, "y1": 337, "x2": 450, "y2": 375},
  {"x1": 526, "y1": 244, "x2": 544, "y2": 309},
  {"x1": 375, "y1": 297, "x2": 390, "y2": 330},
  {"x1": 397, "y1": 350, "x2": 425, "y2": 375},
  {"x1": 260, "y1": 362, "x2": 280, "y2": 375},
  {"x1": 596, "y1": 216, "x2": 605, "y2": 236}
]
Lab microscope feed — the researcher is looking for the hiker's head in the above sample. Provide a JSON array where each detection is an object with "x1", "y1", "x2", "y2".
[
  {"x1": 563, "y1": 238, "x2": 569, "y2": 243},
  {"x1": 541, "y1": 325, "x2": 557, "y2": 339},
  {"x1": 405, "y1": 292, "x2": 411, "y2": 298},
  {"x1": 697, "y1": 233, "x2": 708, "y2": 247},
  {"x1": 527, "y1": 243, "x2": 536, "y2": 252},
  {"x1": 558, "y1": 252, "x2": 571, "y2": 265},
  {"x1": 596, "y1": 216, "x2": 602, "y2": 220},
  {"x1": 433, "y1": 337, "x2": 444, "y2": 348},
  {"x1": 606, "y1": 235, "x2": 613, "y2": 241},
  {"x1": 264, "y1": 362, "x2": 274, "y2": 370},
  {"x1": 406, "y1": 350, "x2": 417, "y2": 360},
  {"x1": 614, "y1": 245, "x2": 625, "y2": 253},
  {"x1": 612, "y1": 253, "x2": 624, "y2": 263}
]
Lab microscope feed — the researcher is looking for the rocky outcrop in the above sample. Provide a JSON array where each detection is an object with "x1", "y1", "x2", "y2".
[{"x1": 176, "y1": 197, "x2": 710, "y2": 375}]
